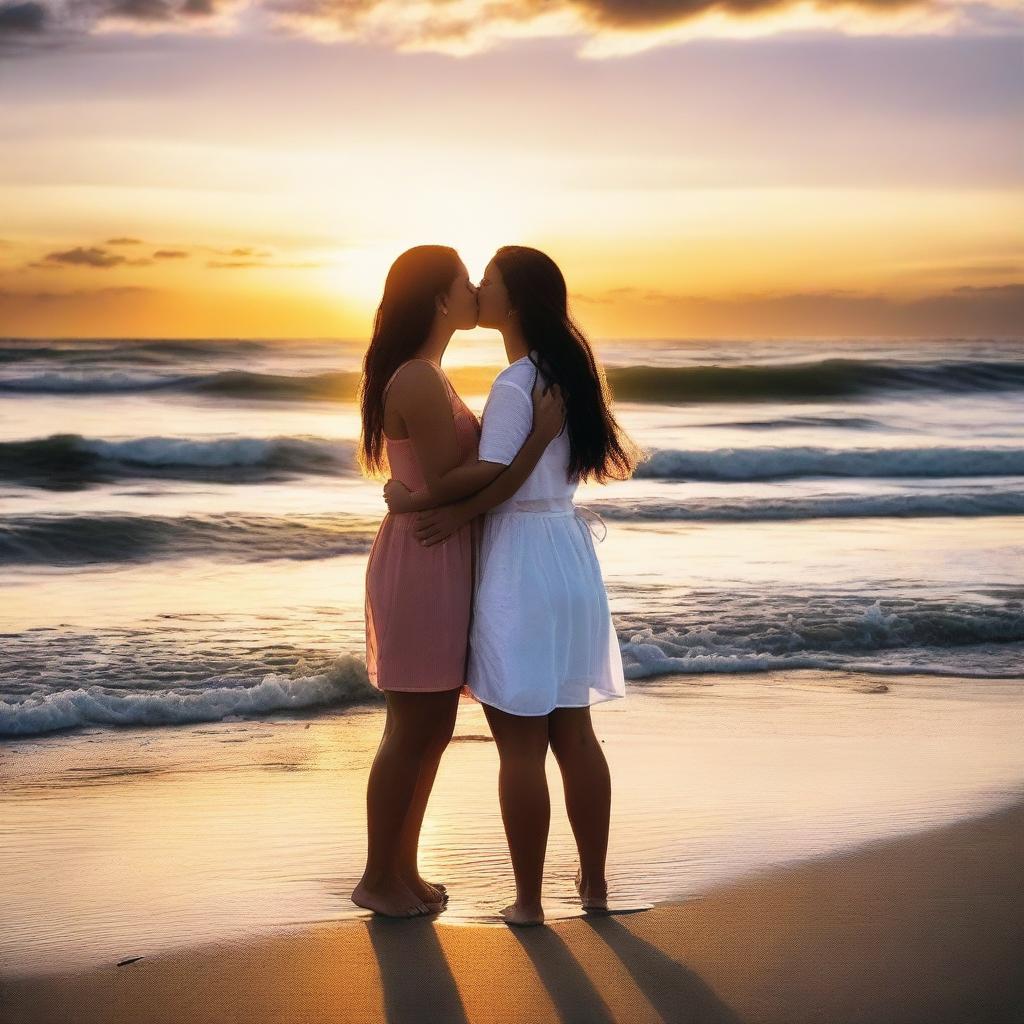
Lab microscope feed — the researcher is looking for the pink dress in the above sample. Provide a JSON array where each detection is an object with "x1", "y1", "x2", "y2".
[{"x1": 364, "y1": 360, "x2": 482, "y2": 694}]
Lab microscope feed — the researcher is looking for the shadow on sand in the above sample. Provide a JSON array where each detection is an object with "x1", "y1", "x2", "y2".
[
  {"x1": 584, "y1": 914, "x2": 743, "y2": 1024},
  {"x1": 366, "y1": 916, "x2": 469, "y2": 1024},
  {"x1": 367, "y1": 909, "x2": 742, "y2": 1024}
]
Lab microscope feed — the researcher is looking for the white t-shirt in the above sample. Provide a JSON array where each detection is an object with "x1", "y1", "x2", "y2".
[{"x1": 477, "y1": 355, "x2": 575, "y2": 511}]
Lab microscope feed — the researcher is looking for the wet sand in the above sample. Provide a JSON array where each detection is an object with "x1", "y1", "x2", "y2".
[{"x1": 4, "y1": 795, "x2": 1022, "y2": 1024}]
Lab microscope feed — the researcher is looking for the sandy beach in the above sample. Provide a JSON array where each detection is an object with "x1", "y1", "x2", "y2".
[
  {"x1": 4, "y1": 338, "x2": 1024, "y2": 1022},
  {"x1": 4, "y1": 668, "x2": 1024, "y2": 1023},
  {"x1": 4, "y1": 794, "x2": 1022, "y2": 1024},
  {"x1": 3, "y1": 0, "x2": 1024, "y2": 1007},
  {"x1": 4, "y1": 0, "x2": 1023, "y2": 1007}
]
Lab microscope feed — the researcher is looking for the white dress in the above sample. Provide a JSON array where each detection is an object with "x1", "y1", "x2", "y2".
[{"x1": 466, "y1": 354, "x2": 626, "y2": 716}]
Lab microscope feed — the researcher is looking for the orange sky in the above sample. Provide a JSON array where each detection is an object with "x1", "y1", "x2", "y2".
[{"x1": 1, "y1": 0, "x2": 1021, "y2": 338}]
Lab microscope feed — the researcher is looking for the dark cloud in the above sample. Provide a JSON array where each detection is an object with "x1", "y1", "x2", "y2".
[
  {"x1": 43, "y1": 246, "x2": 127, "y2": 268},
  {"x1": 0, "y1": 0, "x2": 218, "y2": 48},
  {"x1": 106, "y1": 0, "x2": 177, "y2": 21},
  {"x1": 567, "y1": 0, "x2": 922, "y2": 29},
  {"x1": 261, "y1": 0, "x2": 994, "y2": 52},
  {"x1": 0, "y1": 1, "x2": 46, "y2": 32},
  {"x1": 101, "y1": 0, "x2": 221, "y2": 19},
  {"x1": 25, "y1": 241, "x2": 285, "y2": 271},
  {"x1": 27, "y1": 244, "x2": 162, "y2": 269},
  {"x1": 4, "y1": 0, "x2": 1017, "y2": 57}
]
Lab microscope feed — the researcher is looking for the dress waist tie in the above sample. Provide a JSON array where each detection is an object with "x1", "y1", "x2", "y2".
[{"x1": 492, "y1": 497, "x2": 608, "y2": 544}]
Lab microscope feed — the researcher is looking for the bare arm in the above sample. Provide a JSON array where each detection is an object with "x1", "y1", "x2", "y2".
[
  {"x1": 394, "y1": 427, "x2": 553, "y2": 513},
  {"x1": 384, "y1": 377, "x2": 565, "y2": 513},
  {"x1": 461, "y1": 429, "x2": 555, "y2": 517},
  {"x1": 412, "y1": 379, "x2": 568, "y2": 547},
  {"x1": 395, "y1": 452, "x2": 504, "y2": 510}
]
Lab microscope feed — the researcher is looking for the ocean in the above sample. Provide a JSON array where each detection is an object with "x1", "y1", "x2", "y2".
[
  {"x1": 2, "y1": 335, "x2": 1022, "y2": 735},
  {"x1": 2, "y1": 335, "x2": 1023, "y2": 972}
]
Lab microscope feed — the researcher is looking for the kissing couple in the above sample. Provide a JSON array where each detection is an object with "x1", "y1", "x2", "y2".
[{"x1": 353, "y1": 244, "x2": 639, "y2": 926}]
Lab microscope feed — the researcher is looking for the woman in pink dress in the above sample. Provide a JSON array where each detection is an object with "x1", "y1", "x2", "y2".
[
  {"x1": 388, "y1": 246, "x2": 639, "y2": 927},
  {"x1": 352, "y1": 245, "x2": 565, "y2": 918}
]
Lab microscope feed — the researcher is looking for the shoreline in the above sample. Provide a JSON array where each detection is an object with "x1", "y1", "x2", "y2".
[
  {"x1": 5, "y1": 663, "x2": 1023, "y2": 744},
  {"x1": 4, "y1": 794, "x2": 1022, "y2": 1023},
  {"x1": 4, "y1": 668, "x2": 1024, "y2": 985}
]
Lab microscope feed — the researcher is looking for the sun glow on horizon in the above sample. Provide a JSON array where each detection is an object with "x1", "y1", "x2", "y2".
[{"x1": 0, "y1": 19, "x2": 1020, "y2": 338}]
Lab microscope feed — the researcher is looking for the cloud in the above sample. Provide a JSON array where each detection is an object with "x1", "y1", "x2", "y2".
[
  {"x1": 18, "y1": 239, "x2": 298, "y2": 272},
  {"x1": 573, "y1": 281, "x2": 1024, "y2": 336},
  {"x1": 0, "y1": 0, "x2": 224, "y2": 55},
  {"x1": 211, "y1": 246, "x2": 273, "y2": 257},
  {"x1": 2, "y1": 270, "x2": 1019, "y2": 336},
  {"x1": 266, "y1": 0, "x2": 944, "y2": 51},
  {"x1": 569, "y1": 0, "x2": 922, "y2": 29},
  {"x1": 889, "y1": 259, "x2": 1024, "y2": 282},
  {"x1": 25, "y1": 243, "x2": 165, "y2": 269},
  {"x1": 0, "y1": 1, "x2": 47, "y2": 32},
  {"x1": 93, "y1": 0, "x2": 223, "y2": 22},
  {"x1": 222, "y1": 0, "x2": 1024, "y2": 55},
  {"x1": 41, "y1": 245, "x2": 127, "y2": 268},
  {"x1": 2, "y1": 0, "x2": 1021, "y2": 57},
  {"x1": 203, "y1": 246, "x2": 318, "y2": 267},
  {"x1": 90, "y1": 0, "x2": 225, "y2": 22}
]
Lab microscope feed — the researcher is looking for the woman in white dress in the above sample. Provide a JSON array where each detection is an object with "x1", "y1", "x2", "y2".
[{"x1": 385, "y1": 245, "x2": 640, "y2": 926}]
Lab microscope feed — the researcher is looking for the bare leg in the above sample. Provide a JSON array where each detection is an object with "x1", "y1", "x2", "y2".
[
  {"x1": 482, "y1": 703, "x2": 550, "y2": 926},
  {"x1": 351, "y1": 688, "x2": 458, "y2": 917},
  {"x1": 549, "y1": 706, "x2": 611, "y2": 910},
  {"x1": 394, "y1": 689, "x2": 460, "y2": 904}
]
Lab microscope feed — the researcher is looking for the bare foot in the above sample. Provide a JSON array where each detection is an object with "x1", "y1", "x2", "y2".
[
  {"x1": 351, "y1": 879, "x2": 432, "y2": 918},
  {"x1": 416, "y1": 876, "x2": 448, "y2": 898},
  {"x1": 575, "y1": 866, "x2": 609, "y2": 912},
  {"x1": 400, "y1": 874, "x2": 447, "y2": 910},
  {"x1": 500, "y1": 901, "x2": 544, "y2": 927}
]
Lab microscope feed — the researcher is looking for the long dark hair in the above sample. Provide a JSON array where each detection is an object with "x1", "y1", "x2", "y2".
[
  {"x1": 493, "y1": 245, "x2": 639, "y2": 483},
  {"x1": 358, "y1": 245, "x2": 461, "y2": 477}
]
